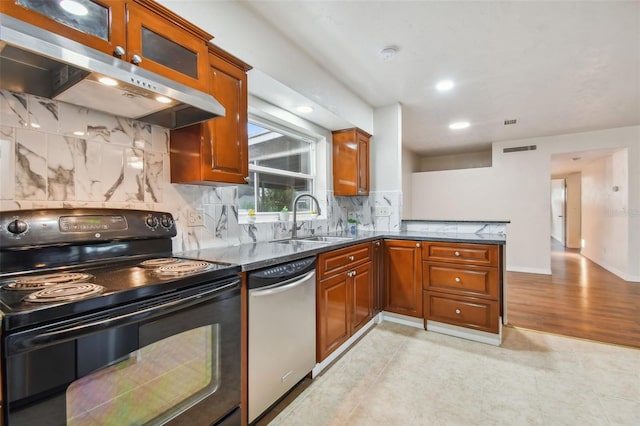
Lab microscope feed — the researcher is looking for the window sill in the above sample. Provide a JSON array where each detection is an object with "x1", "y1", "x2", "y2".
[{"x1": 239, "y1": 214, "x2": 321, "y2": 225}]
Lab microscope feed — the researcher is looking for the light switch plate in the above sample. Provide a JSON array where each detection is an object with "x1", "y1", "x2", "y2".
[
  {"x1": 187, "y1": 209, "x2": 204, "y2": 226},
  {"x1": 374, "y1": 206, "x2": 391, "y2": 217}
]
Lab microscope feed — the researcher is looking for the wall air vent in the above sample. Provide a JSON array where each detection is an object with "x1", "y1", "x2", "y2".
[
  {"x1": 503, "y1": 119, "x2": 518, "y2": 125},
  {"x1": 503, "y1": 145, "x2": 537, "y2": 153}
]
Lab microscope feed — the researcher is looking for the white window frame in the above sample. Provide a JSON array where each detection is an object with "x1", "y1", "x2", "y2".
[{"x1": 241, "y1": 115, "x2": 320, "y2": 222}]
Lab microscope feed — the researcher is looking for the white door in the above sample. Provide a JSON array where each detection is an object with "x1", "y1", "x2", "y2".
[{"x1": 551, "y1": 178, "x2": 566, "y2": 245}]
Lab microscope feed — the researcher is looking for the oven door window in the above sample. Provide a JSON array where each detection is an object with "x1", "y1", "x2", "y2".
[{"x1": 66, "y1": 324, "x2": 220, "y2": 425}]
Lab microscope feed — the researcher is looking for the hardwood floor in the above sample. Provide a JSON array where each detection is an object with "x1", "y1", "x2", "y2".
[{"x1": 506, "y1": 238, "x2": 640, "y2": 348}]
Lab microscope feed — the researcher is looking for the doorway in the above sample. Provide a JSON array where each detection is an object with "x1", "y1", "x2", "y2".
[{"x1": 550, "y1": 178, "x2": 566, "y2": 245}]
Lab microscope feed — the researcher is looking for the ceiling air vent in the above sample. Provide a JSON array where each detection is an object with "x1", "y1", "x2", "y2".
[
  {"x1": 503, "y1": 119, "x2": 518, "y2": 125},
  {"x1": 503, "y1": 145, "x2": 537, "y2": 153}
]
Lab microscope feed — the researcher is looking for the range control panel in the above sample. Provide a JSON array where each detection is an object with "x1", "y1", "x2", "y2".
[{"x1": 0, "y1": 208, "x2": 176, "y2": 249}]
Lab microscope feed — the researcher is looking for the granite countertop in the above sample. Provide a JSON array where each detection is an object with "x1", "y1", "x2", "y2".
[{"x1": 180, "y1": 230, "x2": 506, "y2": 272}]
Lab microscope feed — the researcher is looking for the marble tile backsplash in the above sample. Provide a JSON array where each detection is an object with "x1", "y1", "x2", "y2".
[{"x1": 1, "y1": 90, "x2": 403, "y2": 252}]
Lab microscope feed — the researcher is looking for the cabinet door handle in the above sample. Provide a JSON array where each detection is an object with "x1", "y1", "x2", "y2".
[
  {"x1": 131, "y1": 54, "x2": 143, "y2": 65},
  {"x1": 416, "y1": 243, "x2": 421, "y2": 248},
  {"x1": 455, "y1": 277, "x2": 461, "y2": 283},
  {"x1": 455, "y1": 309, "x2": 461, "y2": 315},
  {"x1": 375, "y1": 241, "x2": 380, "y2": 247},
  {"x1": 348, "y1": 255, "x2": 355, "y2": 261},
  {"x1": 114, "y1": 46, "x2": 125, "y2": 57},
  {"x1": 454, "y1": 251, "x2": 461, "y2": 257}
]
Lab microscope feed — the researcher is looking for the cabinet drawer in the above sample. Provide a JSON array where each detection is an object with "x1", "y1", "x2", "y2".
[
  {"x1": 423, "y1": 263, "x2": 499, "y2": 299},
  {"x1": 318, "y1": 243, "x2": 372, "y2": 280},
  {"x1": 424, "y1": 292, "x2": 499, "y2": 333},
  {"x1": 422, "y1": 242, "x2": 499, "y2": 266}
]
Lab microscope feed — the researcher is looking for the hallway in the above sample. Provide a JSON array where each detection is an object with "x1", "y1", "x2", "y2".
[{"x1": 506, "y1": 239, "x2": 640, "y2": 348}]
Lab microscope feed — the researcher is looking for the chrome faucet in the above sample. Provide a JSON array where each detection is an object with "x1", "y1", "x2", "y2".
[{"x1": 291, "y1": 193, "x2": 322, "y2": 239}]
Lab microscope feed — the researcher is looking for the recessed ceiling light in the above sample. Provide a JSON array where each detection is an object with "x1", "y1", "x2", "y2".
[
  {"x1": 449, "y1": 121, "x2": 470, "y2": 130},
  {"x1": 379, "y1": 46, "x2": 399, "y2": 62},
  {"x1": 98, "y1": 76, "x2": 118, "y2": 87},
  {"x1": 156, "y1": 96, "x2": 172, "y2": 104},
  {"x1": 436, "y1": 80, "x2": 454, "y2": 91},
  {"x1": 296, "y1": 106, "x2": 313, "y2": 114},
  {"x1": 73, "y1": 131, "x2": 85, "y2": 136},
  {"x1": 60, "y1": 0, "x2": 88, "y2": 16},
  {"x1": 30, "y1": 123, "x2": 41, "y2": 129}
]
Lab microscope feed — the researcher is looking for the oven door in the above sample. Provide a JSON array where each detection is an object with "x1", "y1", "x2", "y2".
[{"x1": 2, "y1": 278, "x2": 241, "y2": 426}]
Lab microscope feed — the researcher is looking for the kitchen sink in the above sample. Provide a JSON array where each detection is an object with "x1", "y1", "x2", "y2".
[
  {"x1": 301, "y1": 236, "x2": 354, "y2": 242},
  {"x1": 269, "y1": 236, "x2": 354, "y2": 245},
  {"x1": 269, "y1": 239, "x2": 329, "y2": 245}
]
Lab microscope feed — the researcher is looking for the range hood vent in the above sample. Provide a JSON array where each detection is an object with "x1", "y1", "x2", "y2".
[{"x1": 0, "y1": 14, "x2": 224, "y2": 129}]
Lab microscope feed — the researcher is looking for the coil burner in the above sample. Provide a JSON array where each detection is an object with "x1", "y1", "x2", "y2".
[
  {"x1": 139, "y1": 258, "x2": 182, "y2": 268},
  {"x1": 24, "y1": 283, "x2": 105, "y2": 303},
  {"x1": 5, "y1": 273, "x2": 94, "y2": 291},
  {"x1": 155, "y1": 260, "x2": 215, "y2": 277}
]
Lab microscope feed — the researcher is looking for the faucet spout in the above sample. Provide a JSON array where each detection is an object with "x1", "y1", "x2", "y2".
[{"x1": 291, "y1": 193, "x2": 322, "y2": 239}]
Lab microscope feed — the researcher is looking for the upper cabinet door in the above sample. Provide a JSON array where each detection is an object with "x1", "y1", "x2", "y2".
[
  {"x1": 332, "y1": 128, "x2": 371, "y2": 196},
  {"x1": 125, "y1": 0, "x2": 210, "y2": 92},
  {"x1": 0, "y1": 0, "x2": 126, "y2": 56},
  {"x1": 169, "y1": 44, "x2": 252, "y2": 185}
]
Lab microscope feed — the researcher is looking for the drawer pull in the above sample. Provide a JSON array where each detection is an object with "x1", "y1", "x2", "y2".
[
  {"x1": 455, "y1": 277, "x2": 461, "y2": 283},
  {"x1": 455, "y1": 309, "x2": 461, "y2": 315},
  {"x1": 454, "y1": 251, "x2": 461, "y2": 256},
  {"x1": 348, "y1": 255, "x2": 355, "y2": 261}
]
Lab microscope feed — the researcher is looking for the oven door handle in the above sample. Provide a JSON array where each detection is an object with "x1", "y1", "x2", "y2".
[{"x1": 10, "y1": 279, "x2": 240, "y2": 353}]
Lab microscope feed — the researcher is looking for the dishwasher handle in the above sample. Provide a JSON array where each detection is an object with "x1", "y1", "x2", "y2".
[{"x1": 250, "y1": 270, "x2": 315, "y2": 297}]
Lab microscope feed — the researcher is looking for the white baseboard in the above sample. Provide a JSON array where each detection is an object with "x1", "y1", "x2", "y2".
[
  {"x1": 580, "y1": 252, "x2": 639, "y2": 282},
  {"x1": 311, "y1": 316, "x2": 376, "y2": 378},
  {"x1": 506, "y1": 266, "x2": 552, "y2": 275},
  {"x1": 426, "y1": 320, "x2": 502, "y2": 346},
  {"x1": 380, "y1": 311, "x2": 424, "y2": 329}
]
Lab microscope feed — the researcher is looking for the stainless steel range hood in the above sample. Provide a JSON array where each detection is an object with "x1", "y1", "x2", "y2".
[{"x1": 0, "y1": 14, "x2": 224, "y2": 129}]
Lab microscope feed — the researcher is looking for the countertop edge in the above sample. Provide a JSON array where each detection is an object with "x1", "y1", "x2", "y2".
[{"x1": 181, "y1": 231, "x2": 506, "y2": 272}]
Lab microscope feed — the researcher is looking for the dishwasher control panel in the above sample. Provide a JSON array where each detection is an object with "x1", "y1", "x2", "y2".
[{"x1": 248, "y1": 257, "x2": 315, "y2": 288}]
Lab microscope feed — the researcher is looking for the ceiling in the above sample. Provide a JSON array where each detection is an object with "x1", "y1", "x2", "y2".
[{"x1": 244, "y1": 0, "x2": 640, "y2": 156}]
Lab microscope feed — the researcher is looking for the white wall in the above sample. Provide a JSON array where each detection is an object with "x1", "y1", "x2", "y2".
[
  {"x1": 564, "y1": 173, "x2": 582, "y2": 249},
  {"x1": 371, "y1": 103, "x2": 402, "y2": 192},
  {"x1": 412, "y1": 126, "x2": 640, "y2": 281},
  {"x1": 158, "y1": 0, "x2": 373, "y2": 134},
  {"x1": 581, "y1": 151, "x2": 630, "y2": 278},
  {"x1": 419, "y1": 150, "x2": 492, "y2": 172},
  {"x1": 402, "y1": 148, "x2": 419, "y2": 219}
]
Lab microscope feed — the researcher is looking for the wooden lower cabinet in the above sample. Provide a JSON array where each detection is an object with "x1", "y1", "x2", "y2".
[
  {"x1": 424, "y1": 292, "x2": 500, "y2": 333},
  {"x1": 383, "y1": 240, "x2": 423, "y2": 318},
  {"x1": 317, "y1": 273, "x2": 350, "y2": 360},
  {"x1": 317, "y1": 243, "x2": 373, "y2": 362},
  {"x1": 422, "y1": 242, "x2": 502, "y2": 334}
]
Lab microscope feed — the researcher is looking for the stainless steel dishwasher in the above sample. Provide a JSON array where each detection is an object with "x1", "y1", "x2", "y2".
[{"x1": 248, "y1": 257, "x2": 316, "y2": 423}]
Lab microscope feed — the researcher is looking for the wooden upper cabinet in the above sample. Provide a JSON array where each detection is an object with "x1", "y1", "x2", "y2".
[
  {"x1": 332, "y1": 128, "x2": 371, "y2": 196},
  {"x1": 0, "y1": 0, "x2": 126, "y2": 55},
  {"x1": 169, "y1": 44, "x2": 252, "y2": 185},
  {"x1": 126, "y1": 0, "x2": 211, "y2": 92},
  {"x1": 2, "y1": 0, "x2": 212, "y2": 92}
]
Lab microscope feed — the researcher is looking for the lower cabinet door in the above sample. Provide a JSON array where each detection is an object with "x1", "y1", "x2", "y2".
[
  {"x1": 424, "y1": 291, "x2": 500, "y2": 333},
  {"x1": 351, "y1": 262, "x2": 373, "y2": 335},
  {"x1": 317, "y1": 273, "x2": 350, "y2": 362}
]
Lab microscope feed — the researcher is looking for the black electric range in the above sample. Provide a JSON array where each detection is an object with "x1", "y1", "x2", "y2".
[{"x1": 0, "y1": 208, "x2": 241, "y2": 331}]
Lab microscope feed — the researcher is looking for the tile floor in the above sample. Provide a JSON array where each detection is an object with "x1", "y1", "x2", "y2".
[{"x1": 266, "y1": 322, "x2": 640, "y2": 425}]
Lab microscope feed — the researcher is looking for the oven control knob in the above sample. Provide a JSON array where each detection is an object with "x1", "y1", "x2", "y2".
[
  {"x1": 161, "y1": 216, "x2": 173, "y2": 228},
  {"x1": 7, "y1": 219, "x2": 28, "y2": 235},
  {"x1": 145, "y1": 216, "x2": 159, "y2": 228}
]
